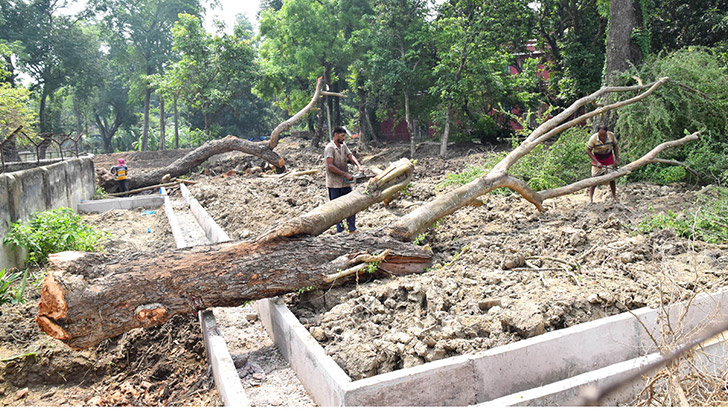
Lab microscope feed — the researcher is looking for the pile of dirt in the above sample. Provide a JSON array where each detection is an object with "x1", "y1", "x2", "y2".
[{"x1": 0, "y1": 208, "x2": 220, "y2": 406}]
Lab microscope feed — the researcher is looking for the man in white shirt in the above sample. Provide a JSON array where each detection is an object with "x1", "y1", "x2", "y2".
[{"x1": 324, "y1": 126, "x2": 363, "y2": 233}]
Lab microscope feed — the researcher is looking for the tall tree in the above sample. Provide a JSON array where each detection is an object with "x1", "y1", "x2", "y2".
[
  {"x1": 604, "y1": 0, "x2": 644, "y2": 85},
  {"x1": 256, "y1": 0, "x2": 348, "y2": 147},
  {"x1": 431, "y1": 0, "x2": 533, "y2": 156},
  {"x1": 96, "y1": 0, "x2": 202, "y2": 151},
  {"x1": 154, "y1": 13, "x2": 257, "y2": 136}
]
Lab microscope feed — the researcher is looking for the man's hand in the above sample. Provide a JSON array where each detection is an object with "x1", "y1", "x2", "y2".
[{"x1": 344, "y1": 172, "x2": 353, "y2": 181}]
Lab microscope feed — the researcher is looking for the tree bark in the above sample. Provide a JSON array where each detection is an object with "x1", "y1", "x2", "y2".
[
  {"x1": 440, "y1": 106, "x2": 451, "y2": 157},
  {"x1": 38, "y1": 232, "x2": 432, "y2": 350},
  {"x1": 99, "y1": 135, "x2": 285, "y2": 192},
  {"x1": 159, "y1": 97, "x2": 166, "y2": 150},
  {"x1": 605, "y1": 0, "x2": 642, "y2": 85},
  {"x1": 174, "y1": 95, "x2": 180, "y2": 149},
  {"x1": 141, "y1": 88, "x2": 151, "y2": 151}
]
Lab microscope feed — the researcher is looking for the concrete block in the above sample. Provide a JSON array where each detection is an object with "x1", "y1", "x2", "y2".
[
  {"x1": 7, "y1": 168, "x2": 47, "y2": 223},
  {"x1": 285, "y1": 303, "x2": 349, "y2": 406},
  {"x1": 179, "y1": 184, "x2": 230, "y2": 243},
  {"x1": 473, "y1": 306, "x2": 652, "y2": 401},
  {"x1": 161, "y1": 188, "x2": 187, "y2": 248},
  {"x1": 0, "y1": 174, "x2": 20, "y2": 269},
  {"x1": 77, "y1": 195, "x2": 164, "y2": 213},
  {"x1": 199, "y1": 310, "x2": 249, "y2": 407},
  {"x1": 482, "y1": 332, "x2": 728, "y2": 407},
  {"x1": 40, "y1": 165, "x2": 70, "y2": 210},
  {"x1": 344, "y1": 355, "x2": 478, "y2": 406}
]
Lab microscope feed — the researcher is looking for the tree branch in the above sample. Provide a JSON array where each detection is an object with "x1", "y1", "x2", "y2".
[{"x1": 268, "y1": 76, "x2": 324, "y2": 149}]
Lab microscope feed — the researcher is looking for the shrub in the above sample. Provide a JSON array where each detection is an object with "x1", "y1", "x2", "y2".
[
  {"x1": 3, "y1": 208, "x2": 108, "y2": 265},
  {"x1": 438, "y1": 125, "x2": 591, "y2": 192},
  {"x1": 616, "y1": 47, "x2": 728, "y2": 185},
  {"x1": 633, "y1": 186, "x2": 728, "y2": 244}
]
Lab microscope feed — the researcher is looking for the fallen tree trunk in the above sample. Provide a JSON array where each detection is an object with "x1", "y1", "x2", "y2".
[
  {"x1": 385, "y1": 78, "x2": 700, "y2": 241},
  {"x1": 37, "y1": 233, "x2": 431, "y2": 350},
  {"x1": 100, "y1": 135, "x2": 285, "y2": 192}
]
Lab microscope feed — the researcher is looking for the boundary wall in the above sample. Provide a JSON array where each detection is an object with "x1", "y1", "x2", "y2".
[{"x1": 0, "y1": 155, "x2": 95, "y2": 270}]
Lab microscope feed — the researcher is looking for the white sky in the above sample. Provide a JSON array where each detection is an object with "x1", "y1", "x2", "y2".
[{"x1": 203, "y1": 0, "x2": 261, "y2": 34}]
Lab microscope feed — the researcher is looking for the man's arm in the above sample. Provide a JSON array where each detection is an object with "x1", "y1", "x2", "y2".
[
  {"x1": 326, "y1": 157, "x2": 352, "y2": 181},
  {"x1": 347, "y1": 153, "x2": 362, "y2": 172},
  {"x1": 612, "y1": 143, "x2": 619, "y2": 166},
  {"x1": 586, "y1": 147, "x2": 601, "y2": 166}
]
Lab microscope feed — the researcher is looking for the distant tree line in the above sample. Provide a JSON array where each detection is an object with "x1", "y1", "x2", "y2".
[{"x1": 0, "y1": 0, "x2": 726, "y2": 161}]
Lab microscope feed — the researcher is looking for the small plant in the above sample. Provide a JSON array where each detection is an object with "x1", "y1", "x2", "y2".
[
  {"x1": 413, "y1": 233, "x2": 427, "y2": 245},
  {"x1": 296, "y1": 285, "x2": 315, "y2": 295},
  {"x1": 93, "y1": 186, "x2": 108, "y2": 199},
  {"x1": 0, "y1": 268, "x2": 28, "y2": 305},
  {"x1": 3, "y1": 207, "x2": 108, "y2": 265},
  {"x1": 366, "y1": 261, "x2": 380, "y2": 274}
]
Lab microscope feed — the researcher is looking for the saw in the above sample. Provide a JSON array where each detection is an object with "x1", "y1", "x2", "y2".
[{"x1": 345, "y1": 172, "x2": 373, "y2": 184}]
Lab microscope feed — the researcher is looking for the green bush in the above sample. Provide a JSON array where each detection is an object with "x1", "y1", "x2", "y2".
[
  {"x1": 633, "y1": 186, "x2": 728, "y2": 243},
  {"x1": 437, "y1": 125, "x2": 591, "y2": 192},
  {"x1": 616, "y1": 47, "x2": 728, "y2": 185},
  {"x1": 3, "y1": 208, "x2": 108, "y2": 265}
]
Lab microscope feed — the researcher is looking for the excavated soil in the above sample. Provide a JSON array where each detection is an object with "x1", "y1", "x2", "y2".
[
  {"x1": 192, "y1": 137, "x2": 728, "y2": 383},
  {"x1": 1, "y1": 136, "x2": 726, "y2": 406}
]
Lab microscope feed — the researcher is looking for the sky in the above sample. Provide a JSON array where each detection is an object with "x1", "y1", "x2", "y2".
[{"x1": 203, "y1": 0, "x2": 261, "y2": 34}]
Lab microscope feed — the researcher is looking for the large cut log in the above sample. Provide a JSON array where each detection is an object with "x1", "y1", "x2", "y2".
[
  {"x1": 37, "y1": 233, "x2": 432, "y2": 350},
  {"x1": 100, "y1": 135, "x2": 285, "y2": 192}
]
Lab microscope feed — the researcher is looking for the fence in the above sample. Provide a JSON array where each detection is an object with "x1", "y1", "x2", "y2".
[{"x1": 1, "y1": 126, "x2": 85, "y2": 173}]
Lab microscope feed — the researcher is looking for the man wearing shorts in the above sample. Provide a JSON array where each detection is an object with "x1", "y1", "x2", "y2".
[{"x1": 587, "y1": 125, "x2": 619, "y2": 203}]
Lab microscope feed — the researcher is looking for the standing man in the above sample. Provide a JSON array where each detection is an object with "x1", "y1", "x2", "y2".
[
  {"x1": 587, "y1": 125, "x2": 619, "y2": 203},
  {"x1": 325, "y1": 126, "x2": 363, "y2": 233},
  {"x1": 110, "y1": 158, "x2": 129, "y2": 195}
]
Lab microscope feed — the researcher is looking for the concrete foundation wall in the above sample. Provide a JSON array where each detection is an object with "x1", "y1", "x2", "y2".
[{"x1": 0, "y1": 155, "x2": 95, "y2": 270}]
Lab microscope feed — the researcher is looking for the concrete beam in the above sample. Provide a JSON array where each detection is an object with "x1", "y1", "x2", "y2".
[
  {"x1": 256, "y1": 298, "x2": 349, "y2": 406},
  {"x1": 162, "y1": 187, "x2": 248, "y2": 406},
  {"x1": 255, "y1": 286, "x2": 728, "y2": 406},
  {"x1": 482, "y1": 332, "x2": 728, "y2": 406},
  {"x1": 160, "y1": 187, "x2": 187, "y2": 248},
  {"x1": 77, "y1": 195, "x2": 164, "y2": 213},
  {"x1": 179, "y1": 183, "x2": 230, "y2": 243},
  {"x1": 199, "y1": 310, "x2": 250, "y2": 407}
]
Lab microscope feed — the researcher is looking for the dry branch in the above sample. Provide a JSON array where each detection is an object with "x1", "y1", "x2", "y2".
[
  {"x1": 384, "y1": 78, "x2": 695, "y2": 242},
  {"x1": 268, "y1": 77, "x2": 324, "y2": 149},
  {"x1": 101, "y1": 135, "x2": 285, "y2": 192}
]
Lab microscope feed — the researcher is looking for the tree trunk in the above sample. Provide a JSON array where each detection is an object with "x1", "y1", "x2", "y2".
[
  {"x1": 159, "y1": 97, "x2": 166, "y2": 150},
  {"x1": 174, "y1": 95, "x2": 180, "y2": 149},
  {"x1": 605, "y1": 0, "x2": 642, "y2": 85},
  {"x1": 404, "y1": 89, "x2": 415, "y2": 158},
  {"x1": 39, "y1": 88, "x2": 50, "y2": 133},
  {"x1": 38, "y1": 232, "x2": 432, "y2": 350},
  {"x1": 270, "y1": 77, "x2": 323, "y2": 149},
  {"x1": 440, "y1": 106, "x2": 451, "y2": 157},
  {"x1": 99, "y1": 135, "x2": 286, "y2": 192},
  {"x1": 312, "y1": 97, "x2": 326, "y2": 148},
  {"x1": 141, "y1": 88, "x2": 151, "y2": 151}
]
